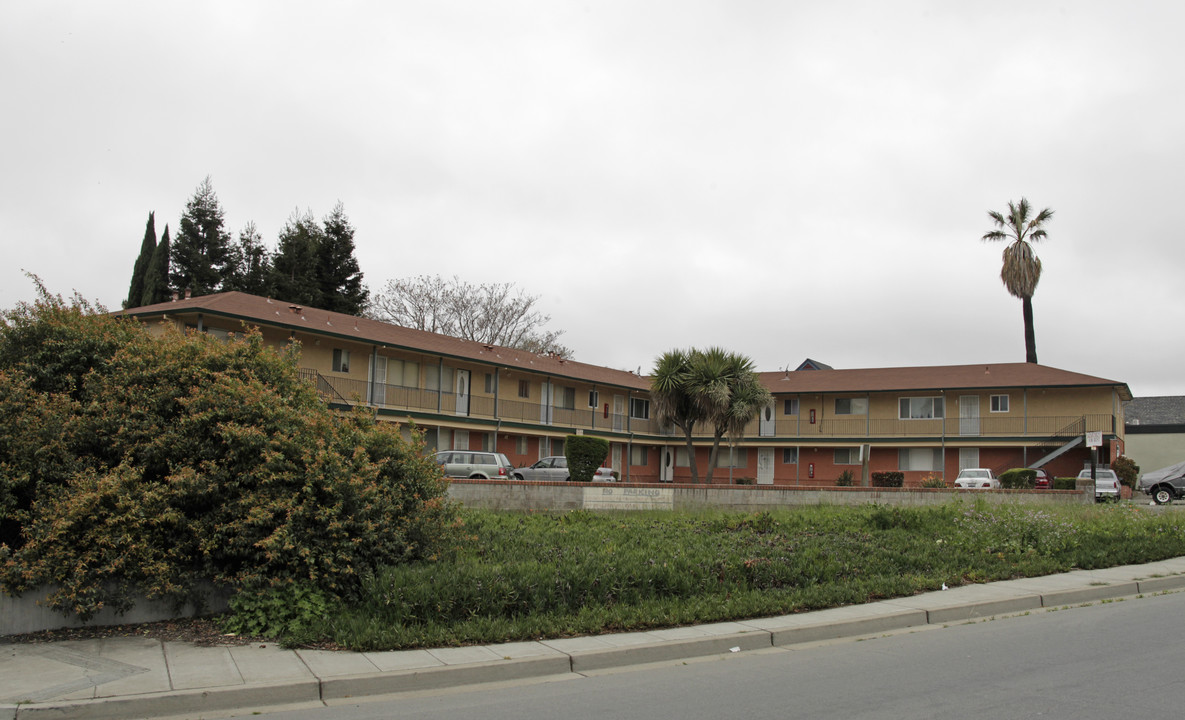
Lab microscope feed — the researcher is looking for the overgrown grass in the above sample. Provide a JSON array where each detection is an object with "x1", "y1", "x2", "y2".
[{"x1": 300, "y1": 501, "x2": 1185, "y2": 651}]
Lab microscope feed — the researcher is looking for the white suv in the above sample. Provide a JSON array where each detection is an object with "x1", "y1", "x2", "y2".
[{"x1": 1078, "y1": 468, "x2": 1121, "y2": 502}]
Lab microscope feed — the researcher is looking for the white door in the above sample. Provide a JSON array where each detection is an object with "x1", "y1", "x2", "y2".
[
  {"x1": 455, "y1": 369, "x2": 470, "y2": 416},
  {"x1": 454, "y1": 430, "x2": 469, "y2": 450},
  {"x1": 959, "y1": 447, "x2": 979, "y2": 470},
  {"x1": 759, "y1": 403, "x2": 775, "y2": 437},
  {"x1": 660, "y1": 445, "x2": 674, "y2": 482},
  {"x1": 959, "y1": 395, "x2": 980, "y2": 435},
  {"x1": 611, "y1": 444, "x2": 622, "y2": 473},
  {"x1": 372, "y1": 356, "x2": 387, "y2": 405},
  {"x1": 613, "y1": 395, "x2": 625, "y2": 432},
  {"x1": 757, "y1": 447, "x2": 775, "y2": 484},
  {"x1": 540, "y1": 381, "x2": 554, "y2": 424}
]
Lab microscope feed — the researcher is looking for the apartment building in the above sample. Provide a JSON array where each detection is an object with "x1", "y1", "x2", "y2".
[{"x1": 125, "y1": 292, "x2": 1130, "y2": 486}]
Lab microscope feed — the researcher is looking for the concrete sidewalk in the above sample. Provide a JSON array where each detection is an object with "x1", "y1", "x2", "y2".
[{"x1": 5, "y1": 557, "x2": 1185, "y2": 720}]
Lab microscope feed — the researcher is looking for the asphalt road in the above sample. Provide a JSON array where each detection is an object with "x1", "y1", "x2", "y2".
[{"x1": 228, "y1": 587, "x2": 1180, "y2": 720}]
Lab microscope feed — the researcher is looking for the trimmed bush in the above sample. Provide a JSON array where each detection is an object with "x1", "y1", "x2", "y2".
[
  {"x1": 871, "y1": 471, "x2": 904, "y2": 488},
  {"x1": 1053, "y1": 477, "x2": 1077, "y2": 490},
  {"x1": 0, "y1": 285, "x2": 457, "y2": 622},
  {"x1": 565, "y1": 435, "x2": 609, "y2": 482},
  {"x1": 836, "y1": 470, "x2": 854, "y2": 486},
  {"x1": 1000, "y1": 468, "x2": 1037, "y2": 489}
]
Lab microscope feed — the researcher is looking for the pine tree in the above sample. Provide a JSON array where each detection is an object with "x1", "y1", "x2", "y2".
[
  {"x1": 140, "y1": 225, "x2": 172, "y2": 306},
  {"x1": 316, "y1": 202, "x2": 368, "y2": 314},
  {"x1": 125, "y1": 212, "x2": 157, "y2": 308},
  {"x1": 224, "y1": 222, "x2": 274, "y2": 295},
  {"x1": 170, "y1": 176, "x2": 232, "y2": 296},
  {"x1": 270, "y1": 209, "x2": 322, "y2": 306}
]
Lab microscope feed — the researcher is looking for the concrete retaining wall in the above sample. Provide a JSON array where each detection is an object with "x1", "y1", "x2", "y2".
[
  {"x1": 1, "y1": 584, "x2": 230, "y2": 637},
  {"x1": 447, "y1": 480, "x2": 1091, "y2": 512}
]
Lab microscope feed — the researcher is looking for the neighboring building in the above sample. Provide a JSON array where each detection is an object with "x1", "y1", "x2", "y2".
[
  {"x1": 1123, "y1": 396, "x2": 1185, "y2": 475},
  {"x1": 123, "y1": 292, "x2": 1131, "y2": 487}
]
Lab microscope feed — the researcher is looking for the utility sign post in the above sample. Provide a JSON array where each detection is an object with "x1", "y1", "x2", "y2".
[{"x1": 1086, "y1": 431, "x2": 1103, "y2": 480}]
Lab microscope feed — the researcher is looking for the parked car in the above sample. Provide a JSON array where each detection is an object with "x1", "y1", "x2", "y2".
[
  {"x1": 1033, "y1": 469, "x2": 1051, "y2": 489},
  {"x1": 432, "y1": 450, "x2": 514, "y2": 479},
  {"x1": 1077, "y1": 468, "x2": 1121, "y2": 502},
  {"x1": 954, "y1": 468, "x2": 999, "y2": 489},
  {"x1": 592, "y1": 467, "x2": 618, "y2": 482},
  {"x1": 513, "y1": 456, "x2": 569, "y2": 482},
  {"x1": 1138, "y1": 460, "x2": 1185, "y2": 505}
]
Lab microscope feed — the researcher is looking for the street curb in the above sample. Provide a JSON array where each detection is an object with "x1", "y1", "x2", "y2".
[{"x1": 6, "y1": 574, "x2": 1182, "y2": 720}]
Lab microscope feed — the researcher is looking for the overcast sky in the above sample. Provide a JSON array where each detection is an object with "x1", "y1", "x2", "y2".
[{"x1": 3, "y1": 1, "x2": 1182, "y2": 397}]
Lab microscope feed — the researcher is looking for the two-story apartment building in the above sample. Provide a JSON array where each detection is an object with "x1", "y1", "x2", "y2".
[{"x1": 124, "y1": 292, "x2": 1130, "y2": 486}]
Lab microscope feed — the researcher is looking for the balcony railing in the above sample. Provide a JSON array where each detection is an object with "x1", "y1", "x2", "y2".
[{"x1": 300, "y1": 370, "x2": 1116, "y2": 442}]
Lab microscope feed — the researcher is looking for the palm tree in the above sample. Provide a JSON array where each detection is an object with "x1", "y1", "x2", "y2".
[
  {"x1": 982, "y1": 198, "x2": 1054, "y2": 364},
  {"x1": 650, "y1": 348, "x2": 772, "y2": 484}
]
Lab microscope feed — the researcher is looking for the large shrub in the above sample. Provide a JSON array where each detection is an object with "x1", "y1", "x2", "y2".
[
  {"x1": 871, "y1": 471, "x2": 904, "y2": 488},
  {"x1": 1112, "y1": 456, "x2": 1139, "y2": 488},
  {"x1": 999, "y1": 468, "x2": 1037, "y2": 489},
  {"x1": 565, "y1": 435, "x2": 609, "y2": 482},
  {"x1": 0, "y1": 285, "x2": 456, "y2": 621}
]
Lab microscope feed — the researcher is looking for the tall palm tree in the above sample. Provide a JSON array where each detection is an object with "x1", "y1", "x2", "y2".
[{"x1": 982, "y1": 198, "x2": 1054, "y2": 364}]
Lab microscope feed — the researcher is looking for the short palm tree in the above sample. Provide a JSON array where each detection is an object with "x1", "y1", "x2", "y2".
[{"x1": 982, "y1": 198, "x2": 1054, "y2": 364}]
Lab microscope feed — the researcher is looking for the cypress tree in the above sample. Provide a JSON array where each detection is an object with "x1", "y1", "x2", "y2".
[
  {"x1": 140, "y1": 225, "x2": 172, "y2": 306},
  {"x1": 125, "y1": 212, "x2": 157, "y2": 309},
  {"x1": 170, "y1": 176, "x2": 232, "y2": 296}
]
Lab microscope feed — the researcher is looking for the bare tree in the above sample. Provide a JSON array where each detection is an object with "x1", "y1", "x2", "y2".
[{"x1": 368, "y1": 275, "x2": 572, "y2": 358}]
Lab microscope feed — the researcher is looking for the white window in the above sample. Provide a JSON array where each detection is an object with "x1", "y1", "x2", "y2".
[
  {"x1": 782, "y1": 448, "x2": 799, "y2": 464},
  {"x1": 834, "y1": 448, "x2": 862, "y2": 465},
  {"x1": 783, "y1": 398, "x2": 799, "y2": 415},
  {"x1": 898, "y1": 448, "x2": 942, "y2": 472},
  {"x1": 588, "y1": 390, "x2": 599, "y2": 408},
  {"x1": 387, "y1": 359, "x2": 419, "y2": 387},
  {"x1": 899, "y1": 397, "x2": 945, "y2": 419},
  {"x1": 990, "y1": 394, "x2": 1010, "y2": 413},
  {"x1": 630, "y1": 398, "x2": 650, "y2": 419},
  {"x1": 558, "y1": 387, "x2": 576, "y2": 410},
  {"x1": 630, "y1": 445, "x2": 649, "y2": 465},
  {"x1": 675, "y1": 448, "x2": 690, "y2": 467},
  {"x1": 332, "y1": 349, "x2": 350, "y2": 373},
  {"x1": 834, "y1": 397, "x2": 868, "y2": 415}
]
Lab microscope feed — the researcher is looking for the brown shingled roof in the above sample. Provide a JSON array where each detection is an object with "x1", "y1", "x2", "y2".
[
  {"x1": 121, "y1": 292, "x2": 652, "y2": 390},
  {"x1": 758, "y1": 364, "x2": 1131, "y2": 400}
]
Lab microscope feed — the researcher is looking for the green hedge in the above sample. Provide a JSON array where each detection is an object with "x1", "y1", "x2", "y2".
[
  {"x1": 1000, "y1": 468, "x2": 1037, "y2": 489},
  {"x1": 1053, "y1": 477, "x2": 1078, "y2": 490},
  {"x1": 871, "y1": 471, "x2": 904, "y2": 488}
]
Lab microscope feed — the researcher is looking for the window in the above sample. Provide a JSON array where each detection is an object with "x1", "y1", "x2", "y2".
[
  {"x1": 675, "y1": 448, "x2": 690, "y2": 467},
  {"x1": 332, "y1": 349, "x2": 350, "y2": 373},
  {"x1": 425, "y1": 365, "x2": 453, "y2": 391},
  {"x1": 484, "y1": 373, "x2": 494, "y2": 393},
  {"x1": 515, "y1": 436, "x2": 527, "y2": 455},
  {"x1": 990, "y1": 394, "x2": 1009, "y2": 413},
  {"x1": 783, "y1": 398, "x2": 799, "y2": 415},
  {"x1": 630, "y1": 398, "x2": 650, "y2": 419},
  {"x1": 518, "y1": 379, "x2": 529, "y2": 398},
  {"x1": 387, "y1": 359, "x2": 419, "y2": 387},
  {"x1": 782, "y1": 448, "x2": 799, "y2": 464},
  {"x1": 898, "y1": 448, "x2": 942, "y2": 471},
  {"x1": 559, "y1": 386, "x2": 576, "y2": 410},
  {"x1": 834, "y1": 448, "x2": 862, "y2": 465},
  {"x1": 715, "y1": 448, "x2": 748, "y2": 469},
  {"x1": 899, "y1": 397, "x2": 945, "y2": 419},
  {"x1": 482, "y1": 434, "x2": 494, "y2": 452},
  {"x1": 834, "y1": 397, "x2": 868, "y2": 415},
  {"x1": 588, "y1": 390, "x2": 599, "y2": 408},
  {"x1": 630, "y1": 445, "x2": 649, "y2": 465}
]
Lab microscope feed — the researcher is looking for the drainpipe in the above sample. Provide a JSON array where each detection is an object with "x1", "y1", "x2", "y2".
[
  {"x1": 436, "y1": 358, "x2": 443, "y2": 412},
  {"x1": 369, "y1": 346, "x2": 378, "y2": 406}
]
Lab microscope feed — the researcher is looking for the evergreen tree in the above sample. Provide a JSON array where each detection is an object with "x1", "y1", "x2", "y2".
[
  {"x1": 124, "y1": 211, "x2": 157, "y2": 309},
  {"x1": 224, "y1": 222, "x2": 274, "y2": 295},
  {"x1": 316, "y1": 202, "x2": 368, "y2": 314},
  {"x1": 170, "y1": 176, "x2": 232, "y2": 296},
  {"x1": 270, "y1": 209, "x2": 322, "y2": 306},
  {"x1": 140, "y1": 225, "x2": 171, "y2": 306}
]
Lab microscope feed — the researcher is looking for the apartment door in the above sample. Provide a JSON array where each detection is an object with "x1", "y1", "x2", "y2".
[
  {"x1": 757, "y1": 447, "x2": 775, "y2": 484},
  {"x1": 660, "y1": 445, "x2": 674, "y2": 482},
  {"x1": 613, "y1": 395, "x2": 625, "y2": 432},
  {"x1": 372, "y1": 356, "x2": 387, "y2": 405},
  {"x1": 611, "y1": 444, "x2": 622, "y2": 474},
  {"x1": 759, "y1": 403, "x2": 775, "y2": 437},
  {"x1": 455, "y1": 369, "x2": 470, "y2": 416},
  {"x1": 959, "y1": 395, "x2": 980, "y2": 435}
]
